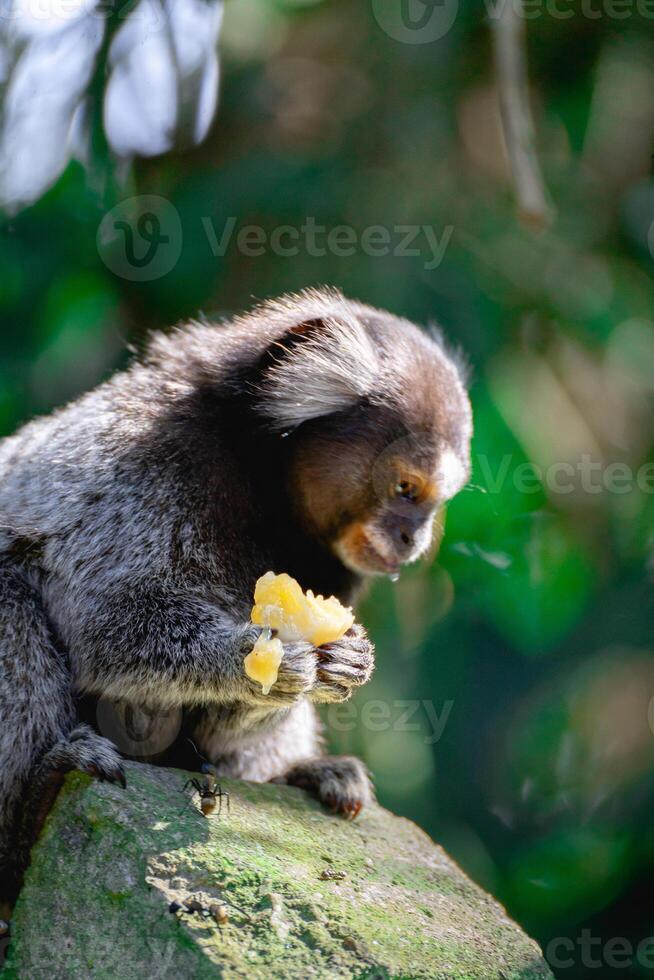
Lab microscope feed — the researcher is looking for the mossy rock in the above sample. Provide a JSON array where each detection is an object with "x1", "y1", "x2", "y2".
[{"x1": 3, "y1": 762, "x2": 552, "y2": 979}]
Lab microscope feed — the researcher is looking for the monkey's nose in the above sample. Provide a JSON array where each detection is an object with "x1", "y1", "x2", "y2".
[{"x1": 391, "y1": 522, "x2": 416, "y2": 556}]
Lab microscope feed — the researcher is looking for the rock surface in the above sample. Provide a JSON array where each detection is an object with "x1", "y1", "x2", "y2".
[{"x1": 3, "y1": 762, "x2": 552, "y2": 979}]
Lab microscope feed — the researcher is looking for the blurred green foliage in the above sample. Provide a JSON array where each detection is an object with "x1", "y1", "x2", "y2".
[{"x1": 2, "y1": 0, "x2": 654, "y2": 974}]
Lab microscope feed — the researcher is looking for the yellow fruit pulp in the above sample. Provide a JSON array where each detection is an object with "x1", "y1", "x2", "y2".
[
  {"x1": 243, "y1": 634, "x2": 284, "y2": 695},
  {"x1": 251, "y1": 571, "x2": 354, "y2": 647}
]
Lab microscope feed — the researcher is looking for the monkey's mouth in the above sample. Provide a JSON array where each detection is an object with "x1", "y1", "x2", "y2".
[{"x1": 333, "y1": 523, "x2": 401, "y2": 577}]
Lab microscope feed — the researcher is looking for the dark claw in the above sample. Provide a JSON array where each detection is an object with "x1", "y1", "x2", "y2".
[
  {"x1": 341, "y1": 800, "x2": 362, "y2": 821},
  {"x1": 318, "y1": 790, "x2": 363, "y2": 819},
  {"x1": 92, "y1": 764, "x2": 126, "y2": 788},
  {"x1": 113, "y1": 767, "x2": 127, "y2": 789}
]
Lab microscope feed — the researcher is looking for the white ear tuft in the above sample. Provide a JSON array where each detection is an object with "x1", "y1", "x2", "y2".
[{"x1": 257, "y1": 314, "x2": 379, "y2": 430}]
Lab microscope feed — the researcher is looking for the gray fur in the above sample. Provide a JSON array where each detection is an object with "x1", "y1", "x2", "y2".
[
  {"x1": 0, "y1": 566, "x2": 123, "y2": 902},
  {"x1": 0, "y1": 288, "x2": 472, "y2": 900},
  {"x1": 254, "y1": 293, "x2": 381, "y2": 430}
]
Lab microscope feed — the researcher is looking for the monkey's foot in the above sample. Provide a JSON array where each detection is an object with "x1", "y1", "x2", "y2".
[
  {"x1": 274, "y1": 755, "x2": 373, "y2": 820},
  {"x1": 7, "y1": 727, "x2": 126, "y2": 906},
  {"x1": 39, "y1": 724, "x2": 126, "y2": 788}
]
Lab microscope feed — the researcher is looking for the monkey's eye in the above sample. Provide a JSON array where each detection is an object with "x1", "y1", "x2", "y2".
[{"x1": 394, "y1": 480, "x2": 420, "y2": 501}]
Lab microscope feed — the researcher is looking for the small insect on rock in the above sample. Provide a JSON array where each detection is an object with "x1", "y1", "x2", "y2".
[{"x1": 182, "y1": 765, "x2": 230, "y2": 817}]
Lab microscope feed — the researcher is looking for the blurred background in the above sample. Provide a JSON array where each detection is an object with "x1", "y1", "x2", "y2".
[{"x1": 1, "y1": 0, "x2": 654, "y2": 975}]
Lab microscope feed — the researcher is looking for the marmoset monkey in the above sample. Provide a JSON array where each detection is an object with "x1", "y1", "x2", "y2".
[{"x1": 0, "y1": 288, "x2": 472, "y2": 903}]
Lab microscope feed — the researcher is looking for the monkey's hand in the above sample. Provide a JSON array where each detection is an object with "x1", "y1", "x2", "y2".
[
  {"x1": 238, "y1": 624, "x2": 373, "y2": 706},
  {"x1": 239, "y1": 625, "x2": 317, "y2": 706},
  {"x1": 310, "y1": 623, "x2": 375, "y2": 704}
]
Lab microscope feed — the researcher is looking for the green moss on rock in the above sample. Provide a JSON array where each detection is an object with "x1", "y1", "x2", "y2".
[{"x1": 3, "y1": 762, "x2": 552, "y2": 979}]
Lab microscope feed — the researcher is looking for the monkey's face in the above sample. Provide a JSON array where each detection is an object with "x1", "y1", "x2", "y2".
[
  {"x1": 254, "y1": 291, "x2": 473, "y2": 575},
  {"x1": 335, "y1": 441, "x2": 469, "y2": 576},
  {"x1": 291, "y1": 420, "x2": 471, "y2": 577}
]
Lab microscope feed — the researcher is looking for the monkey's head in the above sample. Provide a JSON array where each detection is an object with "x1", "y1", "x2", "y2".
[{"x1": 252, "y1": 290, "x2": 472, "y2": 577}]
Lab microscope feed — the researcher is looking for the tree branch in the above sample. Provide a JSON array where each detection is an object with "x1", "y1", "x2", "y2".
[{"x1": 492, "y1": 0, "x2": 552, "y2": 229}]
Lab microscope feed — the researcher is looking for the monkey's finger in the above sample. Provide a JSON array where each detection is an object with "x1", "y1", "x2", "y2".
[
  {"x1": 310, "y1": 681, "x2": 351, "y2": 703},
  {"x1": 323, "y1": 791, "x2": 364, "y2": 821},
  {"x1": 89, "y1": 762, "x2": 127, "y2": 789},
  {"x1": 316, "y1": 659, "x2": 373, "y2": 688},
  {"x1": 316, "y1": 668, "x2": 364, "y2": 689},
  {"x1": 317, "y1": 637, "x2": 372, "y2": 658},
  {"x1": 316, "y1": 643, "x2": 372, "y2": 664},
  {"x1": 316, "y1": 646, "x2": 374, "y2": 677},
  {"x1": 273, "y1": 675, "x2": 314, "y2": 697}
]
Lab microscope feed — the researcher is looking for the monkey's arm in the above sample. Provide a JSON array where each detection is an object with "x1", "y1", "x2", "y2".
[
  {"x1": 67, "y1": 581, "x2": 321, "y2": 708},
  {"x1": 66, "y1": 580, "x2": 373, "y2": 709}
]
